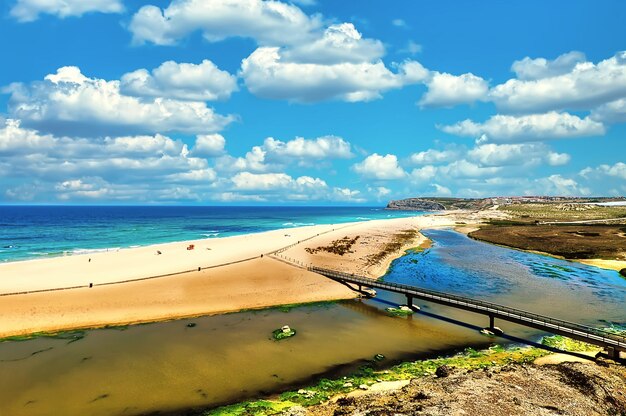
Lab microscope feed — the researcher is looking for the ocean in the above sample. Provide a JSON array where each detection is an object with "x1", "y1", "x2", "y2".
[{"x1": 0, "y1": 205, "x2": 422, "y2": 263}]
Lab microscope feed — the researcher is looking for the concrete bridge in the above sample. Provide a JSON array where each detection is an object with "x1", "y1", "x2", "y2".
[{"x1": 308, "y1": 265, "x2": 626, "y2": 360}]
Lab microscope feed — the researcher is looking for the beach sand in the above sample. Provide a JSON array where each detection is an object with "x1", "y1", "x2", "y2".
[{"x1": 0, "y1": 209, "x2": 508, "y2": 338}]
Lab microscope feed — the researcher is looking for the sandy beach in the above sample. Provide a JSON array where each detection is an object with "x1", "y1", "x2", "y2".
[
  {"x1": 0, "y1": 211, "x2": 486, "y2": 338},
  {"x1": 3, "y1": 206, "x2": 618, "y2": 339}
]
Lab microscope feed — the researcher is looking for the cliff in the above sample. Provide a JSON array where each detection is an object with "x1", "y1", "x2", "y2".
[{"x1": 386, "y1": 198, "x2": 447, "y2": 211}]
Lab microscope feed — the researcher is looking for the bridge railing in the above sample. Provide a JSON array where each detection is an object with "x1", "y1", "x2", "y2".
[{"x1": 308, "y1": 266, "x2": 626, "y2": 348}]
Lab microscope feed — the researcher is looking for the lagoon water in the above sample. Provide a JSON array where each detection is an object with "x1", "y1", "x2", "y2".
[
  {"x1": 0, "y1": 229, "x2": 624, "y2": 415},
  {"x1": 0, "y1": 205, "x2": 420, "y2": 263}
]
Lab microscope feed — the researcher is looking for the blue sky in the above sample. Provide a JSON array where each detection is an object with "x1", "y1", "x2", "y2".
[{"x1": 0, "y1": 0, "x2": 625, "y2": 204}]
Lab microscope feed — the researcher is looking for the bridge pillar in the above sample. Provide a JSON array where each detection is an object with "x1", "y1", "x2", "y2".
[
  {"x1": 406, "y1": 295, "x2": 413, "y2": 308},
  {"x1": 606, "y1": 347, "x2": 620, "y2": 360},
  {"x1": 489, "y1": 315, "x2": 495, "y2": 329}
]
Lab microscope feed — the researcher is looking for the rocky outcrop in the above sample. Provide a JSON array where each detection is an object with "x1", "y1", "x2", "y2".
[
  {"x1": 620, "y1": 268, "x2": 626, "y2": 278},
  {"x1": 303, "y1": 361, "x2": 626, "y2": 416},
  {"x1": 386, "y1": 198, "x2": 446, "y2": 211}
]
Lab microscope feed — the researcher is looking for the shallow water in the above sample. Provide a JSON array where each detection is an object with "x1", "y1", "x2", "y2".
[{"x1": 0, "y1": 229, "x2": 624, "y2": 416}]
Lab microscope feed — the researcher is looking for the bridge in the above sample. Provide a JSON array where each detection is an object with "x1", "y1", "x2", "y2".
[{"x1": 308, "y1": 265, "x2": 626, "y2": 360}]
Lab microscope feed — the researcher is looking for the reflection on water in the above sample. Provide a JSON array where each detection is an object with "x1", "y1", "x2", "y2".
[{"x1": 0, "y1": 229, "x2": 625, "y2": 416}]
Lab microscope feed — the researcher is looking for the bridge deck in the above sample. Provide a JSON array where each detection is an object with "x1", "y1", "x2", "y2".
[{"x1": 309, "y1": 266, "x2": 626, "y2": 354}]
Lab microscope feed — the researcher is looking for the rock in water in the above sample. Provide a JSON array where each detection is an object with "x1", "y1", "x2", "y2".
[
  {"x1": 619, "y1": 268, "x2": 626, "y2": 278},
  {"x1": 386, "y1": 198, "x2": 446, "y2": 211}
]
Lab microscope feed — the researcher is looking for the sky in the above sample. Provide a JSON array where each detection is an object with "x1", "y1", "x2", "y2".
[{"x1": 0, "y1": 0, "x2": 625, "y2": 205}]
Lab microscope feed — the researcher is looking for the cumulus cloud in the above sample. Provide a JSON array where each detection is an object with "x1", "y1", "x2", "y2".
[
  {"x1": 281, "y1": 23, "x2": 385, "y2": 65},
  {"x1": 240, "y1": 47, "x2": 425, "y2": 102},
  {"x1": 440, "y1": 111, "x2": 605, "y2": 143},
  {"x1": 120, "y1": 60, "x2": 238, "y2": 101},
  {"x1": 262, "y1": 135, "x2": 353, "y2": 160},
  {"x1": 419, "y1": 72, "x2": 489, "y2": 108},
  {"x1": 129, "y1": 0, "x2": 322, "y2": 46},
  {"x1": 467, "y1": 143, "x2": 570, "y2": 167},
  {"x1": 353, "y1": 153, "x2": 406, "y2": 180},
  {"x1": 410, "y1": 148, "x2": 461, "y2": 165},
  {"x1": 232, "y1": 172, "x2": 295, "y2": 190},
  {"x1": 431, "y1": 184, "x2": 452, "y2": 196},
  {"x1": 591, "y1": 98, "x2": 626, "y2": 123},
  {"x1": 535, "y1": 174, "x2": 590, "y2": 196},
  {"x1": 11, "y1": 0, "x2": 123, "y2": 22},
  {"x1": 214, "y1": 135, "x2": 353, "y2": 172},
  {"x1": 192, "y1": 134, "x2": 226, "y2": 157},
  {"x1": 490, "y1": 51, "x2": 626, "y2": 113},
  {"x1": 511, "y1": 51, "x2": 587, "y2": 80},
  {"x1": 580, "y1": 162, "x2": 626, "y2": 180},
  {"x1": 4, "y1": 66, "x2": 235, "y2": 137},
  {"x1": 0, "y1": 119, "x2": 224, "y2": 202}
]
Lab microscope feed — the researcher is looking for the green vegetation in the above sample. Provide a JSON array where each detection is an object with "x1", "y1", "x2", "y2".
[
  {"x1": 385, "y1": 306, "x2": 414, "y2": 317},
  {"x1": 272, "y1": 327, "x2": 296, "y2": 340},
  {"x1": 501, "y1": 203, "x2": 626, "y2": 221},
  {"x1": 541, "y1": 335, "x2": 599, "y2": 352},
  {"x1": 305, "y1": 235, "x2": 360, "y2": 256},
  {"x1": 1, "y1": 330, "x2": 86, "y2": 344}
]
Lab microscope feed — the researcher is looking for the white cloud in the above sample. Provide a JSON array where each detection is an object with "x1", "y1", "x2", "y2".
[
  {"x1": 410, "y1": 165, "x2": 437, "y2": 182},
  {"x1": 511, "y1": 51, "x2": 586, "y2": 80},
  {"x1": 353, "y1": 153, "x2": 406, "y2": 180},
  {"x1": 440, "y1": 112, "x2": 605, "y2": 143},
  {"x1": 420, "y1": 72, "x2": 489, "y2": 108},
  {"x1": 0, "y1": 119, "x2": 219, "y2": 202},
  {"x1": 467, "y1": 143, "x2": 570, "y2": 167},
  {"x1": 11, "y1": 0, "x2": 123, "y2": 22},
  {"x1": 215, "y1": 146, "x2": 269, "y2": 173},
  {"x1": 438, "y1": 159, "x2": 502, "y2": 178},
  {"x1": 410, "y1": 148, "x2": 460, "y2": 165},
  {"x1": 431, "y1": 184, "x2": 452, "y2": 196},
  {"x1": 490, "y1": 51, "x2": 626, "y2": 113},
  {"x1": 332, "y1": 187, "x2": 365, "y2": 202},
  {"x1": 4, "y1": 66, "x2": 235, "y2": 137},
  {"x1": 129, "y1": 0, "x2": 322, "y2": 46},
  {"x1": 367, "y1": 186, "x2": 391, "y2": 199},
  {"x1": 535, "y1": 174, "x2": 590, "y2": 196},
  {"x1": 591, "y1": 98, "x2": 626, "y2": 123},
  {"x1": 262, "y1": 135, "x2": 353, "y2": 160},
  {"x1": 240, "y1": 46, "x2": 425, "y2": 103},
  {"x1": 281, "y1": 23, "x2": 385, "y2": 65},
  {"x1": 120, "y1": 60, "x2": 238, "y2": 101},
  {"x1": 581, "y1": 162, "x2": 626, "y2": 180},
  {"x1": 213, "y1": 134, "x2": 353, "y2": 173},
  {"x1": 193, "y1": 134, "x2": 226, "y2": 157}
]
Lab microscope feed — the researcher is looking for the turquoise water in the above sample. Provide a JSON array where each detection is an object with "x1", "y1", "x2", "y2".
[{"x1": 0, "y1": 206, "x2": 422, "y2": 262}]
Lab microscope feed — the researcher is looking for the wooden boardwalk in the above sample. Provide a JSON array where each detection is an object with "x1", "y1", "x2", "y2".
[{"x1": 309, "y1": 266, "x2": 626, "y2": 359}]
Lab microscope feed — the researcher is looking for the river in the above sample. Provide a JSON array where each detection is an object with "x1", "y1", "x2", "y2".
[{"x1": 0, "y1": 229, "x2": 624, "y2": 415}]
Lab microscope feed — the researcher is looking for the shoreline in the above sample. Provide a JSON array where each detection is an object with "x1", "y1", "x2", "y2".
[
  {"x1": 4, "y1": 206, "x2": 619, "y2": 340},
  {"x1": 0, "y1": 213, "x2": 459, "y2": 338}
]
